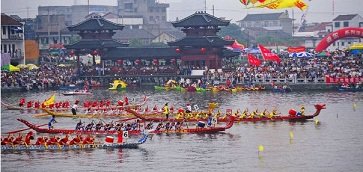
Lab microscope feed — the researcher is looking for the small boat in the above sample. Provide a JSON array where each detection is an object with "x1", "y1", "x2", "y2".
[
  {"x1": 149, "y1": 116, "x2": 234, "y2": 134},
  {"x1": 109, "y1": 80, "x2": 127, "y2": 90},
  {"x1": 62, "y1": 90, "x2": 93, "y2": 96},
  {"x1": 337, "y1": 85, "x2": 363, "y2": 92},
  {"x1": 1, "y1": 134, "x2": 148, "y2": 152},
  {"x1": 17, "y1": 118, "x2": 142, "y2": 136},
  {"x1": 126, "y1": 104, "x2": 326, "y2": 123},
  {"x1": 272, "y1": 87, "x2": 292, "y2": 93}
]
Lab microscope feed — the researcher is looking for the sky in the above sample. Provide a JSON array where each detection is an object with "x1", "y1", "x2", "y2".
[{"x1": 1, "y1": 0, "x2": 363, "y2": 24}]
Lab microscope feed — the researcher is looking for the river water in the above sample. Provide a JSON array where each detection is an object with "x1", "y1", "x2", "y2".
[{"x1": 1, "y1": 88, "x2": 363, "y2": 172}]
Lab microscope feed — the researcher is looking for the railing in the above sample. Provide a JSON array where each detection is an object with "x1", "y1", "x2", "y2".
[
  {"x1": 9, "y1": 35, "x2": 23, "y2": 40},
  {"x1": 208, "y1": 77, "x2": 327, "y2": 84}
]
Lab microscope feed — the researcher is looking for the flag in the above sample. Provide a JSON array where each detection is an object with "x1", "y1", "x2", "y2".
[
  {"x1": 258, "y1": 44, "x2": 281, "y2": 63},
  {"x1": 43, "y1": 94, "x2": 55, "y2": 106},
  {"x1": 247, "y1": 54, "x2": 261, "y2": 66},
  {"x1": 240, "y1": 0, "x2": 250, "y2": 5},
  {"x1": 261, "y1": 0, "x2": 308, "y2": 11}
]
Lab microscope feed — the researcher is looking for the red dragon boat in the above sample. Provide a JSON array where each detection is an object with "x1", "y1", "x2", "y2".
[
  {"x1": 126, "y1": 104, "x2": 326, "y2": 123},
  {"x1": 1, "y1": 131, "x2": 148, "y2": 152},
  {"x1": 149, "y1": 115, "x2": 235, "y2": 134},
  {"x1": 17, "y1": 118, "x2": 142, "y2": 136}
]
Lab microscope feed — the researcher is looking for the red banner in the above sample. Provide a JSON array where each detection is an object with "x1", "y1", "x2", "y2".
[
  {"x1": 315, "y1": 27, "x2": 363, "y2": 52},
  {"x1": 258, "y1": 44, "x2": 281, "y2": 63},
  {"x1": 247, "y1": 54, "x2": 261, "y2": 66},
  {"x1": 287, "y1": 46, "x2": 306, "y2": 53},
  {"x1": 325, "y1": 76, "x2": 363, "y2": 84}
]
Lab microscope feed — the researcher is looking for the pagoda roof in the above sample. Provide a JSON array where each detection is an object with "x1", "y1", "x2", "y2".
[
  {"x1": 168, "y1": 36, "x2": 233, "y2": 47},
  {"x1": 103, "y1": 47, "x2": 180, "y2": 60},
  {"x1": 65, "y1": 39, "x2": 128, "y2": 49},
  {"x1": 172, "y1": 11, "x2": 230, "y2": 28},
  {"x1": 67, "y1": 16, "x2": 124, "y2": 31}
]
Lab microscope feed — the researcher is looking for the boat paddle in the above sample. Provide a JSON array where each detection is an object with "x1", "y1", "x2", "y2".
[{"x1": 6, "y1": 124, "x2": 48, "y2": 134}]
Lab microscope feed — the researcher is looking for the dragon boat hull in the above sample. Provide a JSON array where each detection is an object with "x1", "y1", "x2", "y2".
[
  {"x1": 126, "y1": 104, "x2": 326, "y2": 123},
  {"x1": 1, "y1": 134, "x2": 148, "y2": 152},
  {"x1": 17, "y1": 119, "x2": 142, "y2": 135}
]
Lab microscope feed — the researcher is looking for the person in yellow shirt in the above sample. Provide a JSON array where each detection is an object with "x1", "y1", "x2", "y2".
[{"x1": 163, "y1": 103, "x2": 170, "y2": 120}]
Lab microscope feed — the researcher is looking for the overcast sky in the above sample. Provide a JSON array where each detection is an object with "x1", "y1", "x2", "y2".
[{"x1": 2, "y1": 0, "x2": 363, "y2": 24}]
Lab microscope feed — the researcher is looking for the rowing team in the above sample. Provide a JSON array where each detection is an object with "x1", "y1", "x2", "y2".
[
  {"x1": 1, "y1": 131, "x2": 94, "y2": 146},
  {"x1": 145, "y1": 121, "x2": 186, "y2": 131},
  {"x1": 19, "y1": 99, "x2": 71, "y2": 109},
  {"x1": 75, "y1": 120, "x2": 141, "y2": 131},
  {"x1": 174, "y1": 108, "x2": 284, "y2": 120}
]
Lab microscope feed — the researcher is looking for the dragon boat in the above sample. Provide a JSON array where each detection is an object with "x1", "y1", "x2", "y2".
[
  {"x1": 149, "y1": 115, "x2": 234, "y2": 134},
  {"x1": 126, "y1": 104, "x2": 326, "y2": 123},
  {"x1": 37, "y1": 98, "x2": 149, "y2": 118},
  {"x1": 17, "y1": 118, "x2": 142, "y2": 136},
  {"x1": 1, "y1": 133, "x2": 148, "y2": 152}
]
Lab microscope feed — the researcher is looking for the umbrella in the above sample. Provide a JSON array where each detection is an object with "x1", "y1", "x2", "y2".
[
  {"x1": 17, "y1": 64, "x2": 28, "y2": 68},
  {"x1": 58, "y1": 64, "x2": 66, "y2": 67},
  {"x1": 1, "y1": 64, "x2": 20, "y2": 72},
  {"x1": 289, "y1": 52, "x2": 313, "y2": 58},
  {"x1": 27, "y1": 64, "x2": 39, "y2": 70}
]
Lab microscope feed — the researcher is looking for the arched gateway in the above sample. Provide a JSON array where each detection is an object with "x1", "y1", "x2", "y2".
[{"x1": 315, "y1": 27, "x2": 363, "y2": 52}]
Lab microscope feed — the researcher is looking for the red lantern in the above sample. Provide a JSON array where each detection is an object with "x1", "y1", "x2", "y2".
[
  {"x1": 200, "y1": 48, "x2": 206, "y2": 54},
  {"x1": 152, "y1": 59, "x2": 158, "y2": 65},
  {"x1": 135, "y1": 59, "x2": 141, "y2": 65},
  {"x1": 176, "y1": 48, "x2": 181, "y2": 53}
]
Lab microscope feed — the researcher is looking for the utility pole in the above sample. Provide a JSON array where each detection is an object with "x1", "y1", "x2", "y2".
[
  {"x1": 204, "y1": 0, "x2": 207, "y2": 12},
  {"x1": 212, "y1": 5, "x2": 214, "y2": 16}
]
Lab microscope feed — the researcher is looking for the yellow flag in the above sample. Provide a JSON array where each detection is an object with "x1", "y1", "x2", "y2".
[
  {"x1": 256, "y1": 0, "x2": 308, "y2": 11},
  {"x1": 258, "y1": 145, "x2": 264, "y2": 152},
  {"x1": 43, "y1": 94, "x2": 55, "y2": 106},
  {"x1": 289, "y1": 131, "x2": 294, "y2": 139}
]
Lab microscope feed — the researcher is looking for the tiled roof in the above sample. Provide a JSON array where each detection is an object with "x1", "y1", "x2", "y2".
[
  {"x1": 333, "y1": 14, "x2": 358, "y2": 21},
  {"x1": 239, "y1": 13, "x2": 283, "y2": 22},
  {"x1": 1, "y1": 13, "x2": 22, "y2": 26},
  {"x1": 67, "y1": 16, "x2": 124, "y2": 31},
  {"x1": 113, "y1": 28, "x2": 155, "y2": 40},
  {"x1": 172, "y1": 11, "x2": 230, "y2": 27},
  {"x1": 65, "y1": 39, "x2": 128, "y2": 49},
  {"x1": 168, "y1": 36, "x2": 233, "y2": 47}
]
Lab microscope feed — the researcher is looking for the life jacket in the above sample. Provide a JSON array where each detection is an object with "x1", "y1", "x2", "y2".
[
  {"x1": 19, "y1": 98, "x2": 25, "y2": 107},
  {"x1": 34, "y1": 101, "x2": 40, "y2": 108},
  {"x1": 27, "y1": 101, "x2": 33, "y2": 108}
]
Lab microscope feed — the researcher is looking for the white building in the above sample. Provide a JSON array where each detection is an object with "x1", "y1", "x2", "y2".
[
  {"x1": 1, "y1": 13, "x2": 25, "y2": 64},
  {"x1": 329, "y1": 14, "x2": 363, "y2": 50}
]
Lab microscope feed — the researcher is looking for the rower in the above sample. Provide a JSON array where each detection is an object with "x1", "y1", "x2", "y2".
[
  {"x1": 299, "y1": 105, "x2": 305, "y2": 116},
  {"x1": 19, "y1": 98, "x2": 25, "y2": 107},
  {"x1": 207, "y1": 113, "x2": 213, "y2": 127},
  {"x1": 155, "y1": 122, "x2": 164, "y2": 131},
  {"x1": 59, "y1": 135, "x2": 69, "y2": 145},
  {"x1": 48, "y1": 115, "x2": 57, "y2": 129},
  {"x1": 75, "y1": 120, "x2": 84, "y2": 130}
]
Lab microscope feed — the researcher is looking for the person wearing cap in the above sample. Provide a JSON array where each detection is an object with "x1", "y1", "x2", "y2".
[{"x1": 72, "y1": 100, "x2": 79, "y2": 115}]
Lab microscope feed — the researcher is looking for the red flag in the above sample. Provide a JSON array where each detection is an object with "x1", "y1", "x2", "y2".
[
  {"x1": 258, "y1": 44, "x2": 281, "y2": 63},
  {"x1": 247, "y1": 54, "x2": 261, "y2": 66}
]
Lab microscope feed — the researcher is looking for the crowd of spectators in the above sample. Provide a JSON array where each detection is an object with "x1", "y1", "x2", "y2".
[
  {"x1": 1, "y1": 64, "x2": 78, "y2": 90},
  {"x1": 2, "y1": 51, "x2": 362, "y2": 91}
]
